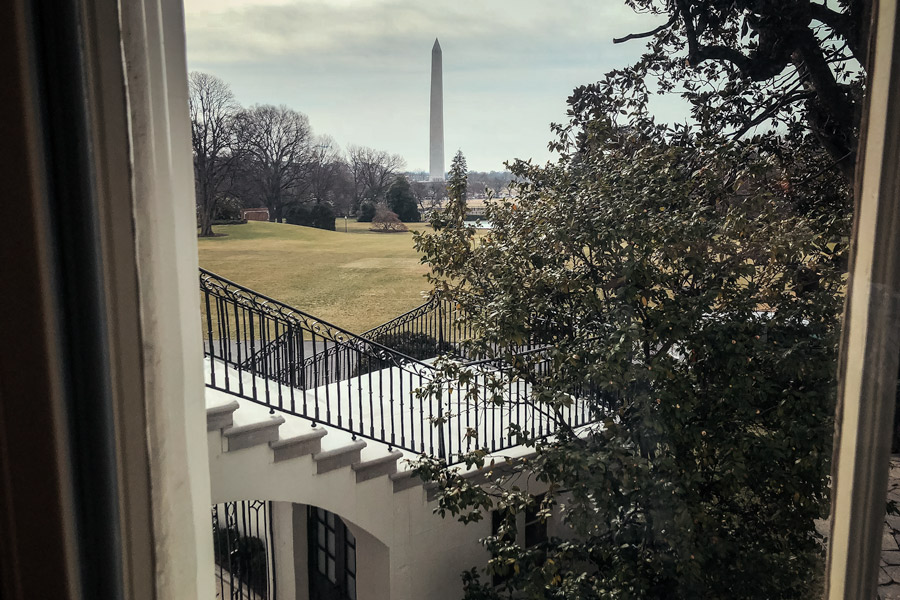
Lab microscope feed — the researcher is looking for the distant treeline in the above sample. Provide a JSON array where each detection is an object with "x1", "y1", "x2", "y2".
[{"x1": 190, "y1": 71, "x2": 514, "y2": 236}]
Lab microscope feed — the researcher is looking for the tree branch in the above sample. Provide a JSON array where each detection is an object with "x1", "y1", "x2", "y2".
[
  {"x1": 732, "y1": 89, "x2": 815, "y2": 139},
  {"x1": 613, "y1": 16, "x2": 677, "y2": 44},
  {"x1": 808, "y1": 3, "x2": 850, "y2": 37}
]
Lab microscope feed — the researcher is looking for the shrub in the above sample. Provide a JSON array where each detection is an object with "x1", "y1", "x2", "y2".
[
  {"x1": 284, "y1": 201, "x2": 336, "y2": 231},
  {"x1": 214, "y1": 196, "x2": 243, "y2": 221},
  {"x1": 387, "y1": 176, "x2": 421, "y2": 222},
  {"x1": 370, "y1": 206, "x2": 408, "y2": 232},
  {"x1": 357, "y1": 201, "x2": 376, "y2": 222},
  {"x1": 213, "y1": 526, "x2": 269, "y2": 597}
]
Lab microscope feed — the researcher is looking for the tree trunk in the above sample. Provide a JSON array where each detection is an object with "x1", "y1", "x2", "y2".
[
  {"x1": 198, "y1": 201, "x2": 216, "y2": 237},
  {"x1": 196, "y1": 175, "x2": 217, "y2": 237}
]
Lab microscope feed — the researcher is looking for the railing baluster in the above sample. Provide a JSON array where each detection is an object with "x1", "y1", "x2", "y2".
[
  {"x1": 261, "y1": 312, "x2": 273, "y2": 413},
  {"x1": 466, "y1": 374, "x2": 472, "y2": 452},
  {"x1": 367, "y1": 355, "x2": 375, "y2": 439},
  {"x1": 249, "y1": 308, "x2": 258, "y2": 403},
  {"x1": 287, "y1": 324, "x2": 296, "y2": 413},
  {"x1": 345, "y1": 346, "x2": 354, "y2": 435},
  {"x1": 356, "y1": 347, "x2": 364, "y2": 439},
  {"x1": 335, "y1": 343, "x2": 342, "y2": 427},
  {"x1": 378, "y1": 361, "x2": 386, "y2": 446},
  {"x1": 429, "y1": 382, "x2": 435, "y2": 457},
  {"x1": 204, "y1": 289, "x2": 215, "y2": 387},
  {"x1": 408, "y1": 371, "x2": 415, "y2": 452},
  {"x1": 234, "y1": 301, "x2": 244, "y2": 396},
  {"x1": 311, "y1": 332, "x2": 320, "y2": 423},
  {"x1": 399, "y1": 365, "x2": 405, "y2": 448}
]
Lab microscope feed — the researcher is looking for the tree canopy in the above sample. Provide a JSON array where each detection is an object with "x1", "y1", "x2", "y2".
[
  {"x1": 415, "y1": 130, "x2": 848, "y2": 600},
  {"x1": 386, "y1": 175, "x2": 421, "y2": 222},
  {"x1": 234, "y1": 104, "x2": 314, "y2": 223},
  {"x1": 592, "y1": 0, "x2": 869, "y2": 183},
  {"x1": 412, "y1": 5, "x2": 855, "y2": 586}
]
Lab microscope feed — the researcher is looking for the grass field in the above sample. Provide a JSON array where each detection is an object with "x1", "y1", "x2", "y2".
[{"x1": 198, "y1": 220, "x2": 434, "y2": 333}]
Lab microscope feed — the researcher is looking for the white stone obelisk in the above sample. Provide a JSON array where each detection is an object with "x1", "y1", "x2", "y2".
[{"x1": 429, "y1": 38, "x2": 444, "y2": 181}]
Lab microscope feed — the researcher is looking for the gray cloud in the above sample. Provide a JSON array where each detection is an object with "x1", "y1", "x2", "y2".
[{"x1": 184, "y1": 0, "x2": 671, "y2": 171}]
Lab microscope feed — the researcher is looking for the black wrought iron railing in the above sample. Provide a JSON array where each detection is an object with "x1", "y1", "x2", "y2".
[
  {"x1": 212, "y1": 500, "x2": 274, "y2": 600},
  {"x1": 362, "y1": 295, "x2": 471, "y2": 352},
  {"x1": 241, "y1": 294, "x2": 472, "y2": 386},
  {"x1": 201, "y1": 268, "x2": 601, "y2": 463}
]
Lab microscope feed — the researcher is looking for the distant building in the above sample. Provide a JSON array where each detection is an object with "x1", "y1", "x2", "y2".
[{"x1": 241, "y1": 207, "x2": 270, "y2": 221}]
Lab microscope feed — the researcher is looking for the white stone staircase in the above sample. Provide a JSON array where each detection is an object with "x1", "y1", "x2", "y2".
[
  {"x1": 205, "y1": 357, "x2": 544, "y2": 509},
  {"x1": 205, "y1": 360, "x2": 555, "y2": 600},
  {"x1": 206, "y1": 386, "x2": 426, "y2": 498}
]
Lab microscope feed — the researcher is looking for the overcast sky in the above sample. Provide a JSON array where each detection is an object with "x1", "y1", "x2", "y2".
[{"x1": 184, "y1": 0, "x2": 676, "y2": 173}]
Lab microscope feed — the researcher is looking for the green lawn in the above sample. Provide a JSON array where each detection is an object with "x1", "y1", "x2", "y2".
[{"x1": 198, "y1": 220, "x2": 434, "y2": 333}]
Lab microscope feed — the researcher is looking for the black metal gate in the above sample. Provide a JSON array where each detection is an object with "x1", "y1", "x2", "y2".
[{"x1": 212, "y1": 500, "x2": 276, "y2": 600}]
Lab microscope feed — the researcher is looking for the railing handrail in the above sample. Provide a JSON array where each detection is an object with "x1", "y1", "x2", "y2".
[
  {"x1": 200, "y1": 268, "x2": 436, "y2": 375},
  {"x1": 361, "y1": 295, "x2": 441, "y2": 339},
  {"x1": 201, "y1": 268, "x2": 602, "y2": 463},
  {"x1": 460, "y1": 345, "x2": 552, "y2": 369}
]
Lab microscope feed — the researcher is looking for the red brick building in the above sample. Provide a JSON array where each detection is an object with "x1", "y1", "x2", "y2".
[{"x1": 240, "y1": 208, "x2": 269, "y2": 222}]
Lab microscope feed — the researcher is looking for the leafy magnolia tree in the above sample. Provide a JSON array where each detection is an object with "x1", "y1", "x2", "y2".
[
  {"x1": 189, "y1": 71, "x2": 239, "y2": 237},
  {"x1": 414, "y1": 108, "x2": 850, "y2": 596},
  {"x1": 606, "y1": 0, "x2": 869, "y2": 182},
  {"x1": 386, "y1": 175, "x2": 421, "y2": 222}
]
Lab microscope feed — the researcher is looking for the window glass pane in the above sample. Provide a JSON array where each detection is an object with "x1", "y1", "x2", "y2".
[
  {"x1": 347, "y1": 545, "x2": 356, "y2": 573},
  {"x1": 347, "y1": 574, "x2": 357, "y2": 599},
  {"x1": 317, "y1": 507, "x2": 324, "y2": 521},
  {"x1": 326, "y1": 511, "x2": 335, "y2": 528},
  {"x1": 327, "y1": 530, "x2": 335, "y2": 554},
  {"x1": 525, "y1": 521, "x2": 547, "y2": 548},
  {"x1": 346, "y1": 528, "x2": 356, "y2": 546},
  {"x1": 327, "y1": 557, "x2": 336, "y2": 583},
  {"x1": 317, "y1": 523, "x2": 325, "y2": 548},
  {"x1": 317, "y1": 550, "x2": 326, "y2": 575}
]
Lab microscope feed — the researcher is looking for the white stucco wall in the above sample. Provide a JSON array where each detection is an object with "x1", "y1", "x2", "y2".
[
  {"x1": 208, "y1": 426, "x2": 500, "y2": 600},
  {"x1": 207, "y1": 436, "x2": 571, "y2": 598}
]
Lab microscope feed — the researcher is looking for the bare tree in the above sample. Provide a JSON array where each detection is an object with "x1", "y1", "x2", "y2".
[
  {"x1": 347, "y1": 145, "x2": 406, "y2": 212},
  {"x1": 306, "y1": 135, "x2": 353, "y2": 212},
  {"x1": 189, "y1": 71, "x2": 239, "y2": 237},
  {"x1": 235, "y1": 104, "x2": 313, "y2": 223},
  {"x1": 411, "y1": 179, "x2": 446, "y2": 212}
]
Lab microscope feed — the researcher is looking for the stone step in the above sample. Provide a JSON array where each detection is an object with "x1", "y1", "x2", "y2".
[
  {"x1": 351, "y1": 450, "x2": 403, "y2": 483},
  {"x1": 207, "y1": 400, "x2": 240, "y2": 431},
  {"x1": 313, "y1": 440, "x2": 367, "y2": 474},
  {"x1": 223, "y1": 416, "x2": 285, "y2": 451},
  {"x1": 389, "y1": 469, "x2": 423, "y2": 493},
  {"x1": 270, "y1": 428, "x2": 328, "y2": 462}
]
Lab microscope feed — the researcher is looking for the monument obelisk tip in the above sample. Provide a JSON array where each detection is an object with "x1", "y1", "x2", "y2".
[{"x1": 429, "y1": 38, "x2": 445, "y2": 181}]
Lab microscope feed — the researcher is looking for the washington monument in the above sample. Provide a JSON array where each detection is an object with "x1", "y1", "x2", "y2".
[{"x1": 430, "y1": 38, "x2": 444, "y2": 181}]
